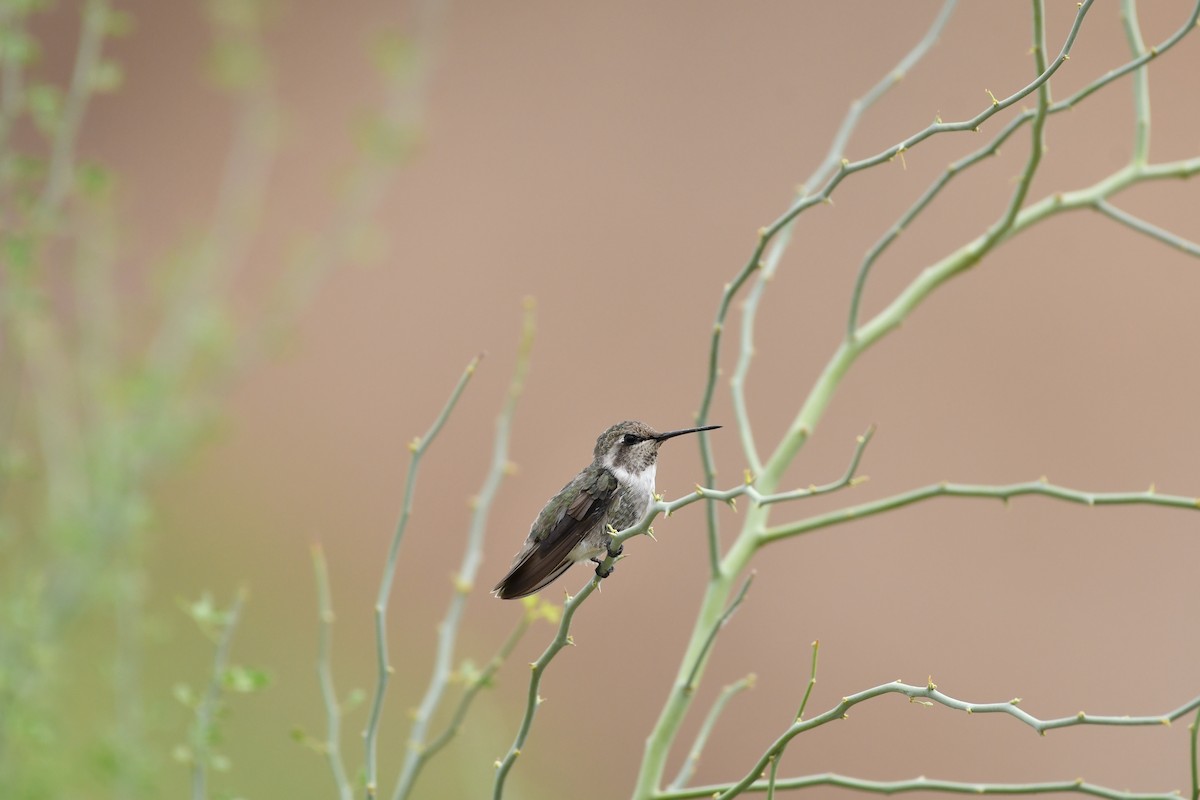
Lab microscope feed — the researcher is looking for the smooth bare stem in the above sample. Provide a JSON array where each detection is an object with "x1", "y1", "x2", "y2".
[
  {"x1": 421, "y1": 613, "x2": 533, "y2": 764},
  {"x1": 1190, "y1": 705, "x2": 1200, "y2": 800},
  {"x1": 669, "y1": 675, "x2": 756, "y2": 791},
  {"x1": 697, "y1": 262, "x2": 762, "y2": 577},
  {"x1": 795, "y1": 640, "x2": 820, "y2": 722},
  {"x1": 364, "y1": 355, "x2": 481, "y2": 799},
  {"x1": 1120, "y1": 0, "x2": 1151, "y2": 164},
  {"x1": 764, "y1": 757, "x2": 780, "y2": 800},
  {"x1": 191, "y1": 589, "x2": 247, "y2": 800},
  {"x1": 1093, "y1": 200, "x2": 1200, "y2": 258},
  {"x1": 394, "y1": 309, "x2": 534, "y2": 800},
  {"x1": 800, "y1": 0, "x2": 956, "y2": 194},
  {"x1": 683, "y1": 574, "x2": 754, "y2": 693},
  {"x1": 734, "y1": 0, "x2": 955, "y2": 473},
  {"x1": 311, "y1": 546, "x2": 353, "y2": 800},
  {"x1": 493, "y1": 580, "x2": 598, "y2": 799},
  {"x1": 675, "y1": 681, "x2": 1200, "y2": 800},
  {"x1": 35, "y1": 0, "x2": 109, "y2": 224}
]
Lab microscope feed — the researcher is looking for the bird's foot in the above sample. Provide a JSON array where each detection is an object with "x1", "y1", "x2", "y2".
[
  {"x1": 594, "y1": 561, "x2": 615, "y2": 579},
  {"x1": 607, "y1": 542, "x2": 624, "y2": 559}
]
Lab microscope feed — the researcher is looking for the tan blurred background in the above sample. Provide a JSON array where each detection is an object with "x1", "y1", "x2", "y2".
[{"x1": 32, "y1": 0, "x2": 1200, "y2": 797}]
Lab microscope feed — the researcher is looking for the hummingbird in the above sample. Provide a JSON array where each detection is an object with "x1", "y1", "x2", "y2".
[{"x1": 492, "y1": 420, "x2": 720, "y2": 600}]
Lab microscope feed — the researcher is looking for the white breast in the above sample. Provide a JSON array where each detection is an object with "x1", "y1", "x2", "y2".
[{"x1": 610, "y1": 462, "x2": 656, "y2": 503}]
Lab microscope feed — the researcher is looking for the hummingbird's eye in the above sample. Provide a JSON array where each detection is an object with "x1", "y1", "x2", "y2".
[{"x1": 622, "y1": 434, "x2": 641, "y2": 445}]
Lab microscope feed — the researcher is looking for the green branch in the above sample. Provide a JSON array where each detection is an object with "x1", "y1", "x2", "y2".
[
  {"x1": 730, "y1": 0, "x2": 957, "y2": 476},
  {"x1": 1093, "y1": 200, "x2": 1200, "y2": 258},
  {"x1": 1190, "y1": 705, "x2": 1200, "y2": 800},
  {"x1": 659, "y1": 773, "x2": 1180, "y2": 800},
  {"x1": 847, "y1": 0, "x2": 1200, "y2": 335},
  {"x1": 310, "y1": 546, "x2": 352, "y2": 800},
  {"x1": 394, "y1": 306, "x2": 535, "y2": 800},
  {"x1": 761, "y1": 479, "x2": 1198, "y2": 544},
  {"x1": 1120, "y1": 0, "x2": 1151, "y2": 165},
  {"x1": 668, "y1": 675, "x2": 756, "y2": 791},
  {"x1": 364, "y1": 355, "x2": 481, "y2": 799},
  {"x1": 662, "y1": 678, "x2": 1200, "y2": 800},
  {"x1": 189, "y1": 589, "x2": 247, "y2": 800},
  {"x1": 492, "y1": 582, "x2": 595, "y2": 799},
  {"x1": 421, "y1": 610, "x2": 534, "y2": 765}
]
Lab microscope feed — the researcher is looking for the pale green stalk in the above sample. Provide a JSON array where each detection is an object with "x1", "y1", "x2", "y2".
[
  {"x1": 668, "y1": 675, "x2": 755, "y2": 791},
  {"x1": 311, "y1": 546, "x2": 352, "y2": 800},
  {"x1": 730, "y1": 0, "x2": 957, "y2": 476},
  {"x1": 190, "y1": 589, "x2": 246, "y2": 800},
  {"x1": 760, "y1": 479, "x2": 1200, "y2": 544},
  {"x1": 394, "y1": 307, "x2": 535, "y2": 800},
  {"x1": 492, "y1": 580, "x2": 598, "y2": 799},
  {"x1": 847, "y1": 0, "x2": 1200, "y2": 334},
  {"x1": 1120, "y1": 0, "x2": 1150, "y2": 165},
  {"x1": 660, "y1": 774, "x2": 1179, "y2": 800},
  {"x1": 421, "y1": 612, "x2": 533, "y2": 763},
  {"x1": 490, "y1": 472, "x2": 1197, "y2": 798},
  {"x1": 1190, "y1": 705, "x2": 1200, "y2": 800},
  {"x1": 1093, "y1": 200, "x2": 1200, "y2": 258},
  {"x1": 364, "y1": 355, "x2": 481, "y2": 799},
  {"x1": 661, "y1": 679, "x2": 1200, "y2": 800},
  {"x1": 35, "y1": 0, "x2": 109, "y2": 223}
]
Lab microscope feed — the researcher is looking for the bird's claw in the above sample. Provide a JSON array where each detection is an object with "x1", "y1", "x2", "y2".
[
  {"x1": 595, "y1": 561, "x2": 615, "y2": 579},
  {"x1": 607, "y1": 543, "x2": 624, "y2": 559}
]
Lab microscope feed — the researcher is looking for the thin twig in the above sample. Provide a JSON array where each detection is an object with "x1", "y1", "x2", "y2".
[
  {"x1": 364, "y1": 354, "x2": 482, "y2": 799},
  {"x1": 190, "y1": 589, "x2": 247, "y2": 800},
  {"x1": 794, "y1": 640, "x2": 819, "y2": 722},
  {"x1": 1120, "y1": 0, "x2": 1151, "y2": 165},
  {"x1": 683, "y1": 574, "x2": 755, "y2": 693},
  {"x1": 846, "y1": 0, "x2": 1200, "y2": 335},
  {"x1": 1190, "y1": 705, "x2": 1200, "y2": 800},
  {"x1": 665, "y1": 679, "x2": 1200, "y2": 800},
  {"x1": 311, "y1": 546, "x2": 352, "y2": 800},
  {"x1": 35, "y1": 0, "x2": 110, "y2": 224},
  {"x1": 493, "y1": 580, "x2": 598, "y2": 799},
  {"x1": 394, "y1": 306, "x2": 535, "y2": 800},
  {"x1": 658, "y1": 773, "x2": 1181, "y2": 800},
  {"x1": 421, "y1": 610, "x2": 535, "y2": 764},
  {"x1": 1093, "y1": 200, "x2": 1200, "y2": 259},
  {"x1": 760, "y1": 479, "x2": 1200, "y2": 544},
  {"x1": 734, "y1": 0, "x2": 956, "y2": 458},
  {"x1": 669, "y1": 675, "x2": 756, "y2": 791},
  {"x1": 756, "y1": 426, "x2": 873, "y2": 507}
]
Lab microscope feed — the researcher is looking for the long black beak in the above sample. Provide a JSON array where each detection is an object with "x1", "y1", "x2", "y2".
[{"x1": 654, "y1": 424, "x2": 721, "y2": 442}]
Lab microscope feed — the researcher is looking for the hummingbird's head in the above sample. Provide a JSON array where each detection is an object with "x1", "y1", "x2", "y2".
[{"x1": 594, "y1": 420, "x2": 721, "y2": 474}]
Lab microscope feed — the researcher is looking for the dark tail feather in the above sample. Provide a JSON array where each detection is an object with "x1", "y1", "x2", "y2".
[{"x1": 492, "y1": 556, "x2": 573, "y2": 600}]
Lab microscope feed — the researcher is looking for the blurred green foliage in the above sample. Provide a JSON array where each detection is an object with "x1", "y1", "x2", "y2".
[{"x1": 0, "y1": 0, "x2": 430, "y2": 795}]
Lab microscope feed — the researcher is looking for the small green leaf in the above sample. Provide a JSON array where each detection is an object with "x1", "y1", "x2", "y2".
[
  {"x1": 342, "y1": 688, "x2": 366, "y2": 711},
  {"x1": 173, "y1": 682, "x2": 197, "y2": 708},
  {"x1": 371, "y1": 30, "x2": 416, "y2": 80},
  {"x1": 90, "y1": 60, "x2": 123, "y2": 93},
  {"x1": 206, "y1": 0, "x2": 265, "y2": 30},
  {"x1": 223, "y1": 665, "x2": 270, "y2": 693},
  {"x1": 25, "y1": 84, "x2": 62, "y2": 134},
  {"x1": 0, "y1": 28, "x2": 38, "y2": 65},
  {"x1": 76, "y1": 161, "x2": 114, "y2": 198},
  {"x1": 104, "y1": 8, "x2": 134, "y2": 36}
]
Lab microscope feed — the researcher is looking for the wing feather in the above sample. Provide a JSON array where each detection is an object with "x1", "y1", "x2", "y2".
[{"x1": 492, "y1": 468, "x2": 617, "y2": 599}]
